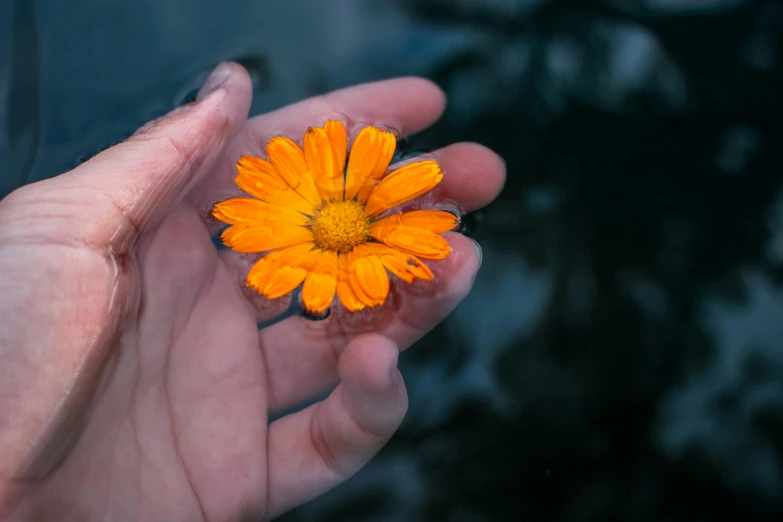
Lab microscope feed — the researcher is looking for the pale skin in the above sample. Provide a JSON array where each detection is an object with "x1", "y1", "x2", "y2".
[{"x1": 0, "y1": 63, "x2": 505, "y2": 521}]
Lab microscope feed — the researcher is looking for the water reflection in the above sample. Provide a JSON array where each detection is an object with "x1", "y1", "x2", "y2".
[
  {"x1": 1, "y1": 0, "x2": 41, "y2": 196},
  {"x1": 3, "y1": 0, "x2": 783, "y2": 520},
  {"x1": 659, "y1": 271, "x2": 783, "y2": 499}
]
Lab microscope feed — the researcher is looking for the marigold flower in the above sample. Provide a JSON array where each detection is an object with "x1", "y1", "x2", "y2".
[{"x1": 213, "y1": 120, "x2": 457, "y2": 313}]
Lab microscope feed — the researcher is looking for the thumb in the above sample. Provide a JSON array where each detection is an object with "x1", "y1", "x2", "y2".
[{"x1": 44, "y1": 62, "x2": 252, "y2": 253}]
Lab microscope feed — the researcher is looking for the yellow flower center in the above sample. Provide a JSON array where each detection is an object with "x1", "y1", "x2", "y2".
[{"x1": 310, "y1": 200, "x2": 371, "y2": 253}]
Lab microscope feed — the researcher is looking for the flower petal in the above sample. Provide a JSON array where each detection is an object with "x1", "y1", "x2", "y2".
[
  {"x1": 370, "y1": 210, "x2": 457, "y2": 233},
  {"x1": 249, "y1": 244, "x2": 319, "y2": 299},
  {"x1": 304, "y1": 126, "x2": 344, "y2": 202},
  {"x1": 344, "y1": 126, "x2": 396, "y2": 203},
  {"x1": 302, "y1": 250, "x2": 339, "y2": 313},
  {"x1": 212, "y1": 198, "x2": 310, "y2": 226},
  {"x1": 337, "y1": 254, "x2": 366, "y2": 312},
  {"x1": 235, "y1": 156, "x2": 314, "y2": 215},
  {"x1": 247, "y1": 242, "x2": 315, "y2": 292},
  {"x1": 368, "y1": 223, "x2": 451, "y2": 260},
  {"x1": 363, "y1": 160, "x2": 443, "y2": 217},
  {"x1": 263, "y1": 266, "x2": 309, "y2": 299},
  {"x1": 325, "y1": 120, "x2": 347, "y2": 175},
  {"x1": 266, "y1": 136, "x2": 323, "y2": 208},
  {"x1": 220, "y1": 223, "x2": 313, "y2": 253},
  {"x1": 362, "y1": 243, "x2": 433, "y2": 283},
  {"x1": 347, "y1": 247, "x2": 390, "y2": 307}
]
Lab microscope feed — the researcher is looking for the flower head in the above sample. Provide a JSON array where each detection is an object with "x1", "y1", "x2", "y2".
[{"x1": 213, "y1": 120, "x2": 457, "y2": 313}]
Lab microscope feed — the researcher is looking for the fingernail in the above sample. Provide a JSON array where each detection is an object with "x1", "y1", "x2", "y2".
[
  {"x1": 196, "y1": 62, "x2": 232, "y2": 101},
  {"x1": 469, "y1": 238, "x2": 483, "y2": 269}
]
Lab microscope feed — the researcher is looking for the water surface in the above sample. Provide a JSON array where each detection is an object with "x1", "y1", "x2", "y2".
[{"x1": 2, "y1": 1, "x2": 783, "y2": 520}]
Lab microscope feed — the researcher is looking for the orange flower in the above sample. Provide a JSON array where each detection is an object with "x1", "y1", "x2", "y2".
[{"x1": 213, "y1": 120, "x2": 457, "y2": 314}]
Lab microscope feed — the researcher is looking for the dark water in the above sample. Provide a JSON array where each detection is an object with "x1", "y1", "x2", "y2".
[{"x1": 3, "y1": 0, "x2": 783, "y2": 520}]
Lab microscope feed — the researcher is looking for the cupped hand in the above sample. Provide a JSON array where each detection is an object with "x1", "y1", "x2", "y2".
[{"x1": 0, "y1": 63, "x2": 504, "y2": 521}]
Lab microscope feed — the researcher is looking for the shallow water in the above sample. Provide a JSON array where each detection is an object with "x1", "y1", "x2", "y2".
[{"x1": 2, "y1": 0, "x2": 783, "y2": 520}]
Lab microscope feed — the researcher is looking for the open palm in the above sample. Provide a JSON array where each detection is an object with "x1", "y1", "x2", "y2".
[{"x1": 0, "y1": 64, "x2": 504, "y2": 521}]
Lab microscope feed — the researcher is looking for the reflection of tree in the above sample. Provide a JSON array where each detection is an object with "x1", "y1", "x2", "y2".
[
  {"x1": 2, "y1": 0, "x2": 41, "y2": 198},
  {"x1": 284, "y1": 1, "x2": 783, "y2": 520}
]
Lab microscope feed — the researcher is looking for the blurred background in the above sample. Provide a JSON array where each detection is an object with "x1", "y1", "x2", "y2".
[{"x1": 2, "y1": 0, "x2": 783, "y2": 520}]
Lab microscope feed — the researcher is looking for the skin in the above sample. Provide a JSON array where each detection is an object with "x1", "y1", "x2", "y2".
[{"x1": 0, "y1": 63, "x2": 505, "y2": 521}]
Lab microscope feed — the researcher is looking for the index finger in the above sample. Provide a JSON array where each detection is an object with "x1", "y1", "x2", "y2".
[
  {"x1": 250, "y1": 76, "x2": 447, "y2": 142},
  {"x1": 189, "y1": 77, "x2": 447, "y2": 210}
]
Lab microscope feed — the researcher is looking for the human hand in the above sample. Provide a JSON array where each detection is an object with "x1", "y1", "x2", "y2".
[{"x1": 0, "y1": 63, "x2": 504, "y2": 521}]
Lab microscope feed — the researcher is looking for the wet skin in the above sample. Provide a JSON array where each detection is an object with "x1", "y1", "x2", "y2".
[{"x1": 0, "y1": 63, "x2": 505, "y2": 521}]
